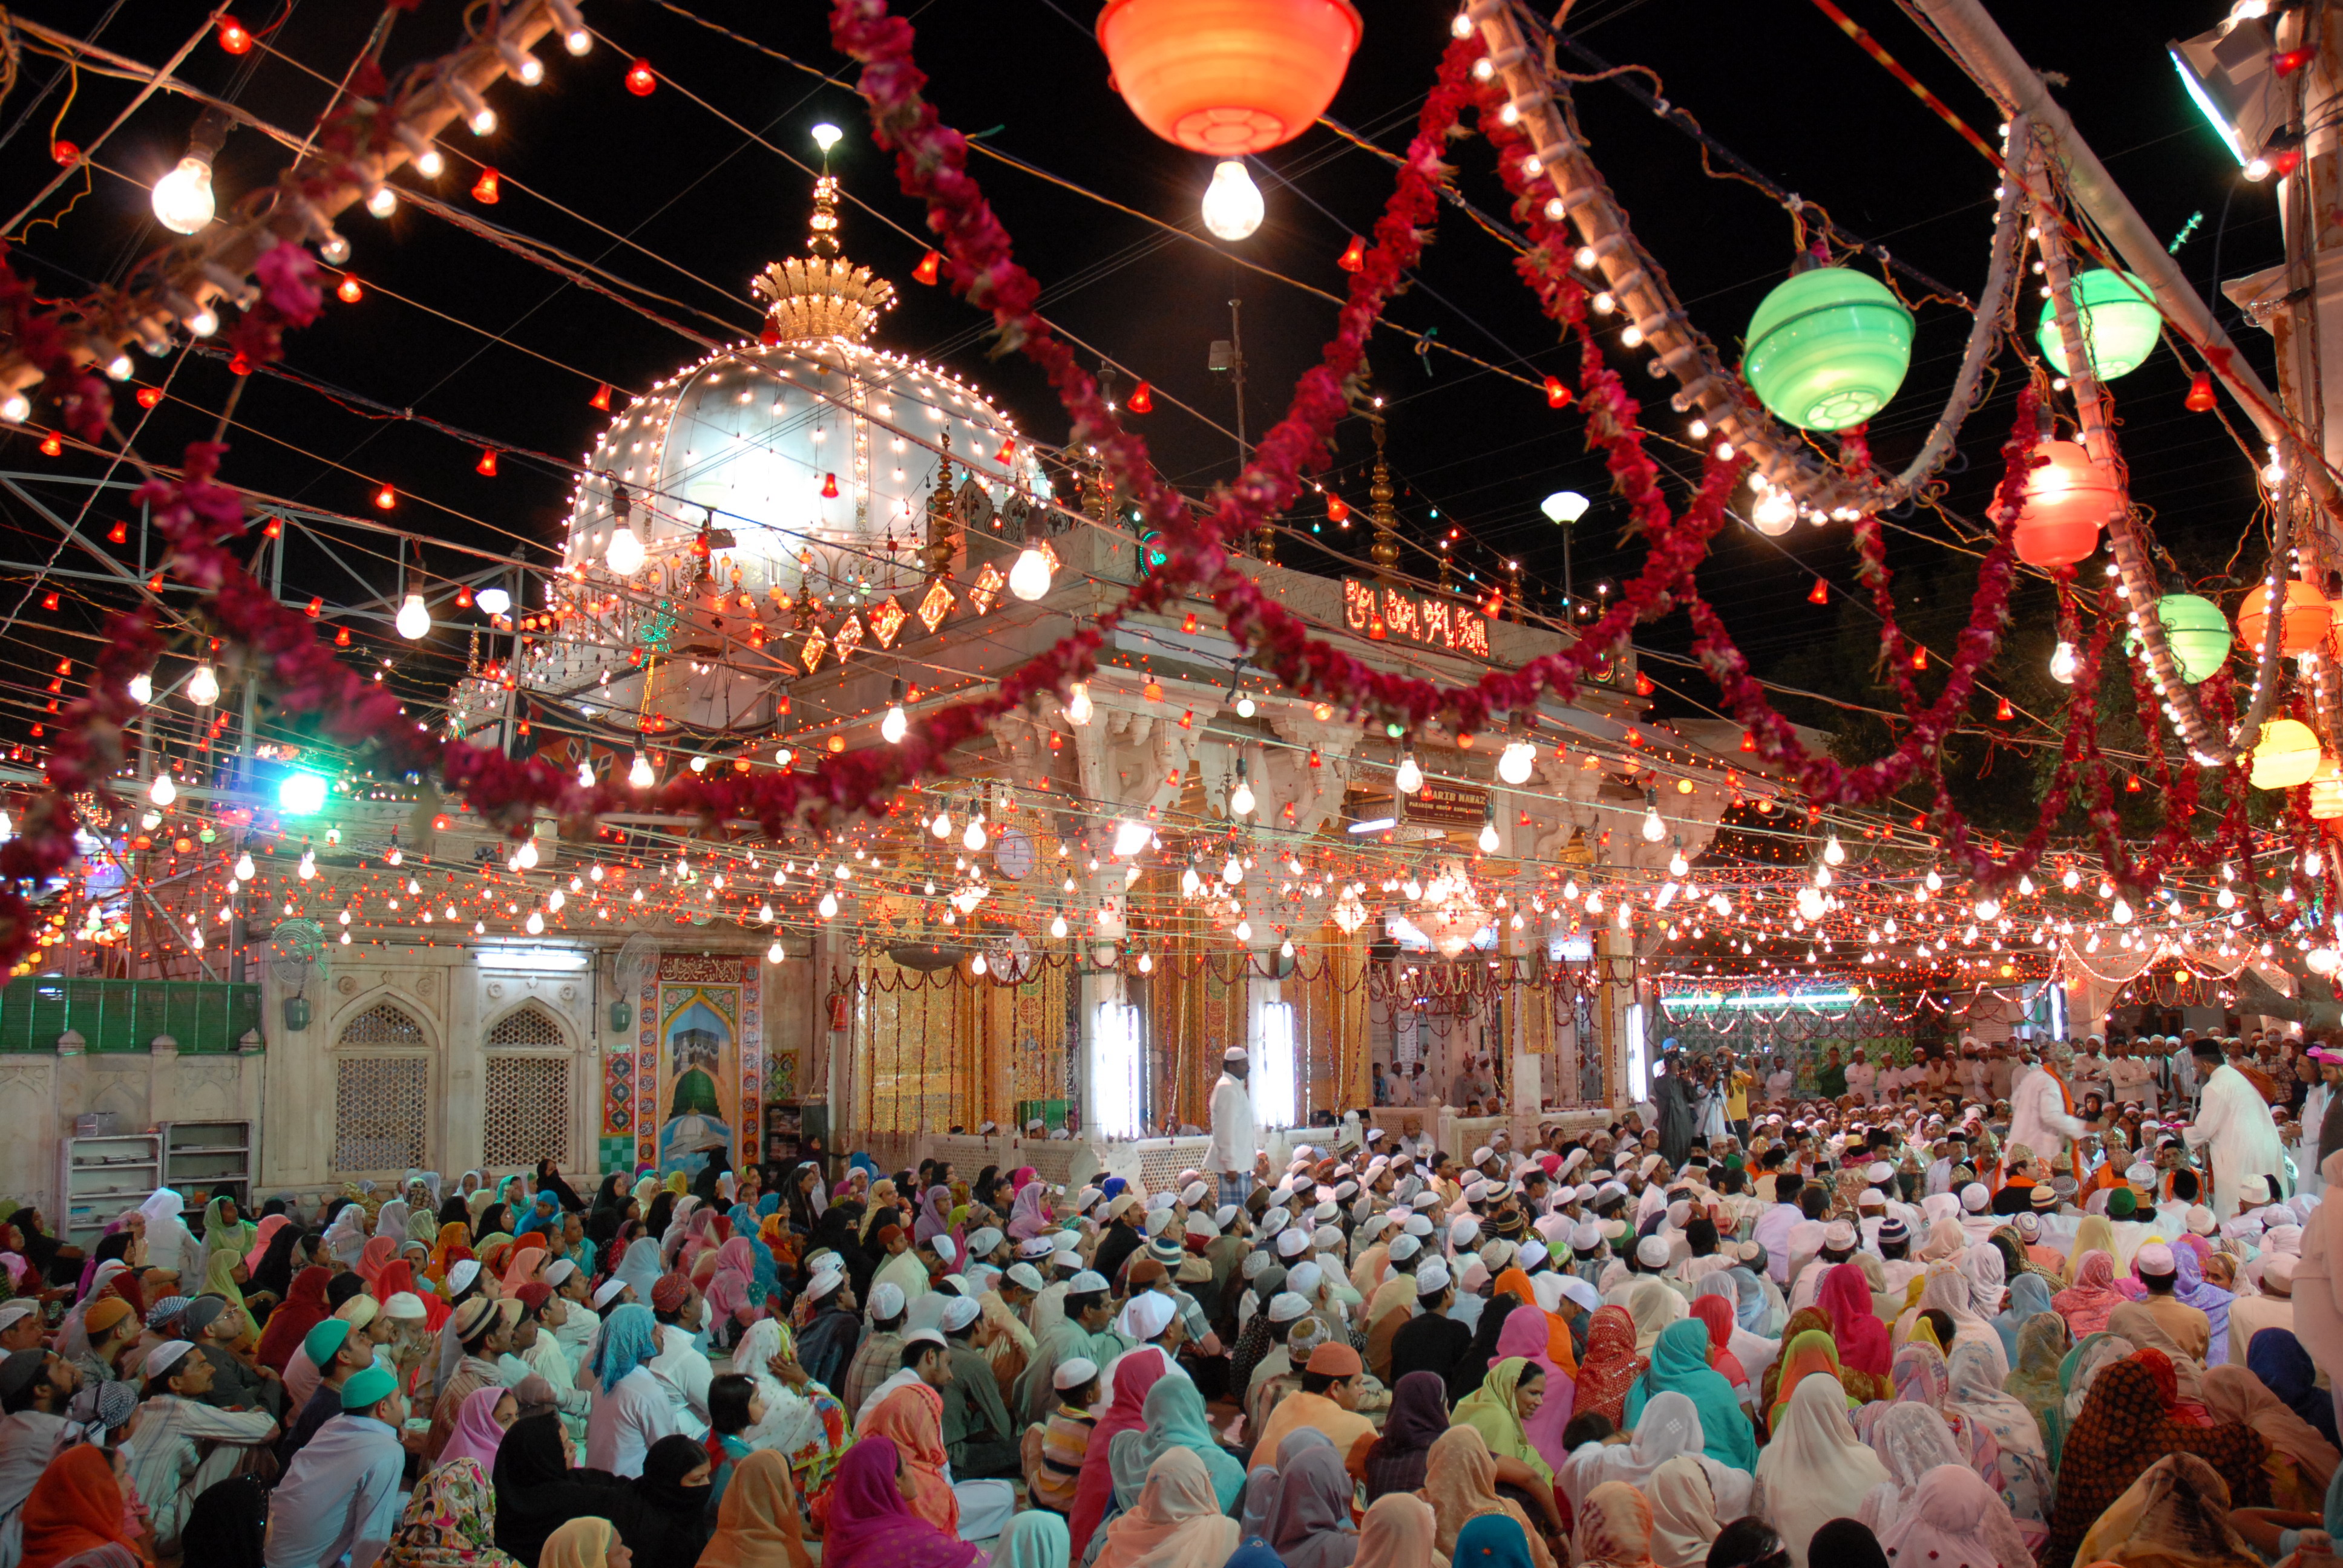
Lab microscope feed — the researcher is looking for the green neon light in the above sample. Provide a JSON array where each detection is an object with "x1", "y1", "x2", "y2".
[{"x1": 1662, "y1": 990, "x2": 1860, "y2": 1010}]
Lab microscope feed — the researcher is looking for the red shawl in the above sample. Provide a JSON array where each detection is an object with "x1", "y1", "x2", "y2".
[{"x1": 255, "y1": 1265, "x2": 330, "y2": 1371}]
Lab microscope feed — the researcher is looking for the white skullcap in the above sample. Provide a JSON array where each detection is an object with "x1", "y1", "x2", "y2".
[
  {"x1": 2185, "y1": 1206, "x2": 2217, "y2": 1236},
  {"x1": 143, "y1": 1341, "x2": 196, "y2": 1379},
  {"x1": 1823, "y1": 1221, "x2": 1857, "y2": 1251},
  {"x1": 1004, "y1": 1263, "x2": 1046, "y2": 1293},
  {"x1": 1636, "y1": 1236, "x2": 1672, "y2": 1268},
  {"x1": 1242, "y1": 1251, "x2": 1273, "y2": 1280},
  {"x1": 382, "y1": 1292, "x2": 427, "y2": 1321},
  {"x1": 0, "y1": 1304, "x2": 33, "y2": 1331},
  {"x1": 1215, "y1": 1204, "x2": 1240, "y2": 1228},
  {"x1": 1463, "y1": 1180, "x2": 1491, "y2": 1204},
  {"x1": 1450, "y1": 1217, "x2": 1481, "y2": 1248},
  {"x1": 1260, "y1": 1210, "x2": 1291, "y2": 1238},
  {"x1": 1959, "y1": 1183, "x2": 1989, "y2": 1213},
  {"x1": 1287, "y1": 1261, "x2": 1324, "y2": 1299},
  {"x1": 1518, "y1": 1240, "x2": 1549, "y2": 1270},
  {"x1": 1185, "y1": 1214, "x2": 1219, "y2": 1243},
  {"x1": 1267, "y1": 1292, "x2": 1311, "y2": 1324},
  {"x1": 1557, "y1": 1277, "x2": 1604, "y2": 1314},
  {"x1": 448, "y1": 1261, "x2": 482, "y2": 1293},
  {"x1": 591, "y1": 1278, "x2": 631, "y2": 1310},
  {"x1": 544, "y1": 1259, "x2": 578, "y2": 1289},
  {"x1": 2265, "y1": 1223, "x2": 2304, "y2": 1254},
  {"x1": 903, "y1": 1328, "x2": 947, "y2": 1351},
  {"x1": 1472, "y1": 1146, "x2": 1493, "y2": 1165},
  {"x1": 1310, "y1": 1226, "x2": 1342, "y2": 1253},
  {"x1": 1180, "y1": 1181, "x2": 1208, "y2": 1206},
  {"x1": 1410, "y1": 1192, "x2": 1443, "y2": 1212},
  {"x1": 1224, "y1": 1047, "x2": 1249, "y2": 1062},
  {"x1": 870, "y1": 1282, "x2": 907, "y2": 1319},
  {"x1": 1402, "y1": 1215, "x2": 1435, "y2": 1238},
  {"x1": 1865, "y1": 1161, "x2": 1895, "y2": 1183},
  {"x1": 1068, "y1": 1270, "x2": 1109, "y2": 1293},
  {"x1": 1147, "y1": 1191, "x2": 1176, "y2": 1213},
  {"x1": 2134, "y1": 1242, "x2": 2176, "y2": 1276},
  {"x1": 966, "y1": 1227, "x2": 1003, "y2": 1258},
  {"x1": 1050, "y1": 1230, "x2": 1083, "y2": 1256},
  {"x1": 2263, "y1": 1253, "x2": 2299, "y2": 1292},
  {"x1": 1570, "y1": 1222, "x2": 1603, "y2": 1252},
  {"x1": 1417, "y1": 1260, "x2": 1452, "y2": 1295},
  {"x1": 1017, "y1": 1237, "x2": 1055, "y2": 1261},
  {"x1": 1116, "y1": 1292, "x2": 1175, "y2": 1342},
  {"x1": 939, "y1": 1296, "x2": 982, "y2": 1332},
  {"x1": 1458, "y1": 1259, "x2": 1491, "y2": 1292},
  {"x1": 1388, "y1": 1234, "x2": 1423, "y2": 1263},
  {"x1": 1055, "y1": 1356, "x2": 1099, "y2": 1391},
  {"x1": 1276, "y1": 1228, "x2": 1309, "y2": 1258}
]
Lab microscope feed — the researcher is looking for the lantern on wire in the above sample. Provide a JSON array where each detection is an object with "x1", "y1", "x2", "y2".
[
  {"x1": 2247, "y1": 717, "x2": 2323, "y2": 790},
  {"x1": 1742, "y1": 264, "x2": 1915, "y2": 431},
  {"x1": 2123, "y1": 591, "x2": 2230, "y2": 683},
  {"x1": 2236, "y1": 579, "x2": 2331, "y2": 656},
  {"x1": 2039, "y1": 269, "x2": 2161, "y2": 381},
  {"x1": 2002, "y1": 440, "x2": 2119, "y2": 567},
  {"x1": 1095, "y1": 0, "x2": 1363, "y2": 154},
  {"x1": 2310, "y1": 758, "x2": 2343, "y2": 820}
]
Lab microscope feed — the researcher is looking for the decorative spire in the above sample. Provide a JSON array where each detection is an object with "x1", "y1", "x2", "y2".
[
  {"x1": 924, "y1": 430, "x2": 958, "y2": 578},
  {"x1": 752, "y1": 169, "x2": 898, "y2": 344},
  {"x1": 1369, "y1": 417, "x2": 1401, "y2": 581}
]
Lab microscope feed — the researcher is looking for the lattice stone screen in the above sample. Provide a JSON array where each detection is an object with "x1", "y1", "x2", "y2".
[
  {"x1": 339, "y1": 1002, "x2": 427, "y2": 1047},
  {"x1": 487, "y1": 1008, "x2": 563, "y2": 1049},
  {"x1": 484, "y1": 1054, "x2": 571, "y2": 1168},
  {"x1": 1136, "y1": 1138, "x2": 1211, "y2": 1196},
  {"x1": 333, "y1": 1055, "x2": 430, "y2": 1172}
]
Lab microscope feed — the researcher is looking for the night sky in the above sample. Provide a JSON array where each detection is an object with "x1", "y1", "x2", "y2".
[{"x1": 0, "y1": 0, "x2": 2275, "y2": 759}]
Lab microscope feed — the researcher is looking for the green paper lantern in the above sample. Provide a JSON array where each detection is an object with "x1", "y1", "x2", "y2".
[
  {"x1": 2039, "y1": 269, "x2": 2160, "y2": 381},
  {"x1": 2123, "y1": 592, "x2": 2232, "y2": 683},
  {"x1": 1743, "y1": 266, "x2": 1915, "y2": 431}
]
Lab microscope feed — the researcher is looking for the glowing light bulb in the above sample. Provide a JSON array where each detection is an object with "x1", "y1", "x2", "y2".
[
  {"x1": 1498, "y1": 739, "x2": 1534, "y2": 784},
  {"x1": 1641, "y1": 805, "x2": 1665, "y2": 843},
  {"x1": 1478, "y1": 818, "x2": 1499, "y2": 852},
  {"x1": 1230, "y1": 779, "x2": 1254, "y2": 817},
  {"x1": 187, "y1": 664, "x2": 219, "y2": 705},
  {"x1": 576, "y1": 762, "x2": 594, "y2": 788},
  {"x1": 1236, "y1": 695, "x2": 1256, "y2": 718},
  {"x1": 963, "y1": 818, "x2": 987, "y2": 852},
  {"x1": 1050, "y1": 913, "x2": 1069, "y2": 938},
  {"x1": 1007, "y1": 541, "x2": 1052, "y2": 601},
  {"x1": 1234, "y1": 920, "x2": 1253, "y2": 942},
  {"x1": 1750, "y1": 488, "x2": 1796, "y2": 536},
  {"x1": 1395, "y1": 753, "x2": 1423, "y2": 794},
  {"x1": 1669, "y1": 849, "x2": 1689, "y2": 877},
  {"x1": 628, "y1": 753, "x2": 654, "y2": 788},
  {"x1": 151, "y1": 155, "x2": 217, "y2": 234},
  {"x1": 1797, "y1": 886, "x2": 1826, "y2": 920},
  {"x1": 2112, "y1": 897, "x2": 2133, "y2": 924},
  {"x1": 1975, "y1": 896, "x2": 2001, "y2": 920},
  {"x1": 365, "y1": 184, "x2": 398, "y2": 219},
  {"x1": 234, "y1": 851, "x2": 254, "y2": 879},
  {"x1": 1823, "y1": 834, "x2": 1845, "y2": 865},
  {"x1": 149, "y1": 774, "x2": 177, "y2": 806},
  {"x1": 517, "y1": 838, "x2": 538, "y2": 869},
  {"x1": 881, "y1": 702, "x2": 908, "y2": 744},
  {"x1": 395, "y1": 593, "x2": 429, "y2": 639},
  {"x1": 2050, "y1": 639, "x2": 2078, "y2": 684},
  {"x1": 817, "y1": 891, "x2": 838, "y2": 919},
  {"x1": 1112, "y1": 819, "x2": 1153, "y2": 858},
  {"x1": 524, "y1": 910, "x2": 544, "y2": 934},
  {"x1": 605, "y1": 524, "x2": 645, "y2": 576},
  {"x1": 767, "y1": 941, "x2": 786, "y2": 964},
  {"x1": 1065, "y1": 682, "x2": 1092, "y2": 725},
  {"x1": 128, "y1": 673, "x2": 152, "y2": 704},
  {"x1": 297, "y1": 849, "x2": 315, "y2": 880},
  {"x1": 929, "y1": 811, "x2": 952, "y2": 841},
  {"x1": 1200, "y1": 160, "x2": 1264, "y2": 241},
  {"x1": 1222, "y1": 856, "x2": 1244, "y2": 885}
]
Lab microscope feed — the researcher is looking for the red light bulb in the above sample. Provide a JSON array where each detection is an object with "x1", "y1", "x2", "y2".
[
  {"x1": 821, "y1": 472, "x2": 839, "y2": 498},
  {"x1": 336, "y1": 276, "x2": 362, "y2": 303},
  {"x1": 1326, "y1": 494, "x2": 1349, "y2": 523},
  {"x1": 1127, "y1": 380, "x2": 1153, "y2": 414},
  {"x1": 476, "y1": 448, "x2": 499, "y2": 477},
  {"x1": 1807, "y1": 577, "x2": 1829, "y2": 604},
  {"x1": 471, "y1": 168, "x2": 500, "y2": 204},
  {"x1": 1337, "y1": 235, "x2": 1365, "y2": 272},
  {"x1": 589, "y1": 383, "x2": 612, "y2": 411},
  {"x1": 38, "y1": 433, "x2": 61, "y2": 457},
  {"x1": 374, "y1": 484, "x2": 396, "y2": 510},
  {"x1": 1543, "y1": 375, "x2": 1573, "y2": 409},
  {"x1": 913, "y1": 250, "x2": 942, "y2": 285},
  {"x1": 217, "y1": 15, "x2": 252, "y2": 53},
  {"x1": 624, "y1": 59, "x2": 657, "y2": 96},
  {"x1": 134, "y1": 388, "x2": 162, "y2": 410},
  {"x1": 107, "y1": 521, "x2": 128, "y2": 543}
]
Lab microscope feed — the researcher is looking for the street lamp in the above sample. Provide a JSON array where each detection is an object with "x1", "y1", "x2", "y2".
[{"x1": 1541, "y1": 489, "x2": 1588, "y2": 611}]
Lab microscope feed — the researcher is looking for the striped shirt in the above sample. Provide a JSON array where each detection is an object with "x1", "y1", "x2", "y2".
[
  {"x1": 1031, "y1": 1403, "x2": 1094, "y2": 1514},
  {"x1": 120, "y1": 1395, "x2": 275, "y2": 1552}
]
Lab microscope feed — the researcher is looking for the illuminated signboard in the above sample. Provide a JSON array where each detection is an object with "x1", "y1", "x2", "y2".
[{"x1": 1343, "y1": 580, "x2": 1492, "y2": 657}]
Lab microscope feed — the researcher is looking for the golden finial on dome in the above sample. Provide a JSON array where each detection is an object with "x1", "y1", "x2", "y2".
[{"x1": 752, "y1": 125, "x2": 898, "y2": 345}]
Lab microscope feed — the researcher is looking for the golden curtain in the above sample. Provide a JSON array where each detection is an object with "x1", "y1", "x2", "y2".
[
  {"x1": 1294, "y1": 926, "x2": 1371, "y2": 1115},
  {"x1": 853, "y1": 956, "x2": 1071, "y2": 1134}
]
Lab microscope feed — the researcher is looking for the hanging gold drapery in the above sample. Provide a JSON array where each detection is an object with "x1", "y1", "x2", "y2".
[
  {"x1": 1293, "y1": 924, "x2": 1371, "y2": 1115},
  {"x1": 850, "y1": 954, "x2": 1072, "y2": 1133}
]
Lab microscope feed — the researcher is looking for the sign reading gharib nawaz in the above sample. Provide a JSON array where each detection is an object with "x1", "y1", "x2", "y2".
[
  {"x1": 1342, "y1": 580, "x2": 1492, "y2": 656},
  {"x1": 1405, "y1": 779, "x2": 1490, "y2": 829}
]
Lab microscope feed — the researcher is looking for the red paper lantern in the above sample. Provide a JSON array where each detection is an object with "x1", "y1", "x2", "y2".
[
  {"x1": 374, "y1": 483, "x2": 397, "y2": 510},
  {"x1": 1095, "y1": 0, "x2": 1363, "y2": 154},
  {"x1": 821, "y1": 472, "x2": 840, "y2": 499},
  {"x1": 49, "y1": 141, "x2": 78, "y2": 167},
  {"x1": 2005, "y1": 440, "x2": 2117, "y2": 567}
]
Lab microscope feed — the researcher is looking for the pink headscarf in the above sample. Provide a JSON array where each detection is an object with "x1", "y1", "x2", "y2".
[
  {"x1": 501, "y1": 1245, "x2": 546, "y2": 1294},
  {"x1": 704, "y1": 1236, "x2": 762, "y2": 1327},
  {"x1": 2051, "y1": 1250, "x2": 2127, "y2": 1337},
  {"x1": 243, "y1": 1214, "x2": 290, "y2": 1275},
  {"x1": 1495, "y1": 1301, "x2": 1576, "y2": 1477},
  {"x1": 1818, "y1": 1261, "x2": 1893, "y2": 1378},
  {"x1": 437, "y1": 1383, "x2": 513, "y2": 1472},
  {"x1": 821, "y1": 1436, "x2": 985, "y2": 1568},
  {"x1": 1067, "y1": 1348, "x2": 1172, "y2": 1557},
  {"x1": 355, "y1": 1236, "x2": 398, "y2": 1294}
]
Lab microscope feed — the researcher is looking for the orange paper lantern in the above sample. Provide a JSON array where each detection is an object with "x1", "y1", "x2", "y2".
[
  {"x1": 2237, "y1": 578, "x2": 2330, "y2": 656},
  {"x1": 1096, "y1": 0, "x2": 1363, "y2": 154},
  {"x1": 2006, "y1": 440, "x2": 2118, "y2": 567}
]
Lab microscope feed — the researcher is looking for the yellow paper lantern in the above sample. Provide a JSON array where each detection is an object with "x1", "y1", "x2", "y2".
[
  {"x1": 2249, "y1": 718, "x2": 2323, "y2": 790},
  {"x1": 2310, "y1": 759, "x2": 2343, "y2": 820}
]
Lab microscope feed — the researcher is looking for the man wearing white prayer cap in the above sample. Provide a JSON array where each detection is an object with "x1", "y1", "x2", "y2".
[
  {"x1": 1208, "y1": 1046, "x2": 1259, "y2": 1209},
  {"x1": 2129, "y1": 1241, "x2": 2215, "y2": 1363}
]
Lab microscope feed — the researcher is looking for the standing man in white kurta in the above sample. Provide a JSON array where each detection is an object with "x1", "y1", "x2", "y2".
[
  {"x1": 2006, "y1": 1047, "x2": 2086, "y2": 1181},
  {"x1": 2182, "y1": 1036, "x2": 2289, "y2": 1219},
  {"x1": 1209, "y1": 1047, "x2": 1258, "y2": 1210}
]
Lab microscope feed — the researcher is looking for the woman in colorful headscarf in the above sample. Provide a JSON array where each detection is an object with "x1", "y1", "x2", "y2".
[
  {"x1": 2053, "y1": 1247, "x2": 2128, "y2": 1336},
  {"x1": 200, "y1": 1194, "x2": 256, "y2": 1279},
  {"x1": 255, "y1": 1265, "x2": 332, "y2": 1371},
  {"x1": 818, "y1": 1436, "x2": 983, "y2": 1568},
  {"x1": 1006, "y1": 1181, "x2": 1052, "y2": 1242},
  {"x1": 1751, "y1": 1373, "x2": 1892, "y2": 1568},
  {"x1": 1067, "y1": 1347, "x2": 1170, "y2": 1557},
  {"x1": 1568, "y1": 1305, "x2": 1643, "y2": 1429},
  {"x1": 1361, "y1": 1371, "x2": 1450, "y2": 1502},
  {"x1": 2002, "y1": 1311, "x2": 2071, "y2": 1469},
  {"x1": 2202, "y1": 1362, "x2": 2340, "y2": 1511},
  {"x1": 2174, "y1": 1244, "x2": 2238, "y2": 1367},
  {"x1": 2050, "y1": 1358, "x2": 2273, "y2": 1568},
  {"x1": 428, "y1": 1220, "x2": 473, "y2": 1286},
  {"x1": 1944, "y1": 1339, "x2": 2052, "y2": 1553},
  {"x1": 1815, "y1": 1262, "x2": 1892, "y2": 1381},
  {"x1": 1421, "y1": 1427, "x2": 1556, "y2": 1568},
  {"x1": 1685, "y1": 1295, "x2": 1749, "y2": 1400},
  {"x1": 1568, "y1": 1482, "x2": 1656, "y2": 1568},
  {"x1": 1626, "y1": 1319, "x2": 1756, "y2": 1473},
  {"x1": 1872, "y1": 1463, "x2": 2037, "y2": 1568},
  {"x1": 1452, "y1": 1357, "x2": 1560, "y2": 1521},
  {"x1": 1763, "y1": 1330, "x2": 1850, "y2": 1436},
  {"x1": 1492, "y1": 1304, "x2": 1574, "y2": 1476}
]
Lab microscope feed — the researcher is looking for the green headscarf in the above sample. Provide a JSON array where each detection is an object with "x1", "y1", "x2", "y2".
[
  {"x1": 1624, "y1": 1316, "x2": 1758, "y2": 1473},
  {"x1": 1453, "y1": 1356, "x2": 1554, "y2": 1487},
  {"x1": 1140, "y1": 1371, "x2": 1247, "y2": 1509},
  {"x1": 994, "y1": 1510, "x2": 1072, "y2": 1568}
]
